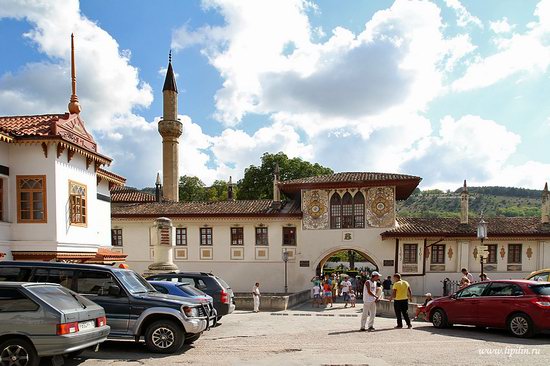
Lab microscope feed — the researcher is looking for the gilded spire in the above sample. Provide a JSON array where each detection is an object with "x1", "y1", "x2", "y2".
[
  {"x1": 162, "y1": 50, "x2": 178, "y2": 93},
  {"x1": 68, "y1": 33, "x2": 82, "y2": 114}
]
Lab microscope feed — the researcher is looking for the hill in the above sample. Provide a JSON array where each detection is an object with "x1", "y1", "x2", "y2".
[{"x1": 397, "y1": 186, "x2": 543, "y2": 218}]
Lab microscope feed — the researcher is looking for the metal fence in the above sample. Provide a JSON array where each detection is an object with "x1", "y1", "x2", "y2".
[{"x1": 441, "y1": 278, "x2": 460, "y2": 296}]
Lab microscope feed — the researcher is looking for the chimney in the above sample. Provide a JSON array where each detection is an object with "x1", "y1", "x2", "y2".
[
  {"x1": 227, "y1": 176, "x2": 235, "y2": 201},
  {"x1": 272, "y1": 163, "x2": 281, "y2": 210},
  {"x1": 155, "y1": 172, "x2": 162, "y2": 203},
  {"x1": 460, "y1": 179, "x2": 469, "y2": 224},
  {"x1": 542, "y1": 182, "x2": 549, "y2": 224}
]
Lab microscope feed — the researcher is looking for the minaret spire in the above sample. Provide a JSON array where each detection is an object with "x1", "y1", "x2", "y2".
[
  {"x1": 542, "y1": 182, "x2": 549, "y2": 224},
  {"x1": 460, "y1": 179, "x2": 469, "y2": 224},
  {"x1": 68, "y1": 33, "x2": 82, "y2": 114}
]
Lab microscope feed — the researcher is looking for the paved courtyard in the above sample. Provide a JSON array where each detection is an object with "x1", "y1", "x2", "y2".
[{"x1": 64, "y1": 302, "x2": 550, "y2": 366}]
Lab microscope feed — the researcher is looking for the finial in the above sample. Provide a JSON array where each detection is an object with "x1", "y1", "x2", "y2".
[
  {"x1": 229, "y1": 176, "x2": 233, "y2": 185},
  {"x1": 169, "y1": 49, "x2": 172, "y2": 63},
  {"x1": 68, "y1": 33, "x2": 82, "y2": 114},
  {"x1": 156, "y1": 172, "x2": 161, "y2": 185},
  {"x1": 462, "y1": 179, "x2": 468, "y2": 193},
  {"x1": 545, "y1": 182, "x2": 548, "y2": 192}
]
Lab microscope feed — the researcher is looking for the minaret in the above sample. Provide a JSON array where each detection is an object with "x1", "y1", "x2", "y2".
[
  {"x1": 542, "y1": 182, "x2": 549, "y2": 224},
  {"x1": 272, "y1": 163, "x2": 281, "y2": 209},
  {"x1": 155, "y1": 173, "x2": 162, "y2": 203},
  {"x1": 68, "y1": 34, "x2": 82, "y2": 114},
  {"x1": 227, "y1": 176, "x2": 235, "y2": 201},
  {"x1": 460, "y1": 180, "x2": 469, "y2": 224},
  {"x1": 158, "y1": 51, "x2": 183, "y2": 202}
]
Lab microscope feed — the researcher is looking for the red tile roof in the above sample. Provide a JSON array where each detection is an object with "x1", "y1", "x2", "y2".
[
  {"x1": 111, "y1": 186, "x2": 158, "y2": 203},
  {"x1": 280, "y1": 172, "x2": 421, "y2": 200},
  {"x1": 112, "y1": 199, "x2": 302, "y2": 218},
  {"x1": 97, "y1": 169, "x2": 126, "y2": 187},
  {"x1": 0, "y1": 114, "x2": 58, "y2": 136},
  {"x1": 382, "y1": 217, "x2": 550, "y2": 238}
]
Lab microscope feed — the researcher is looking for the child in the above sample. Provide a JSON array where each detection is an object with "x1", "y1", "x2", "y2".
[
  {"x1": 349, "y1": 290, "x2": 356, "y2": 307},
  {"x1": 312, "y1": 283, "x2": 321, "y2": 308}
]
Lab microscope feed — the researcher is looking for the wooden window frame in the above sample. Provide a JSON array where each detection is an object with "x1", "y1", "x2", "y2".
[
  {"x1": 341, "y1": 192, "x2": 354, "y2": 229},
  {"x1": 508, "y1": 244, "x2": 522, "y2": 264},
  {"x1": 16, "y1": 175, "x2": 47, "y2": 224},
  {"x1": 175, "y1": 227, "x2": 187, "y2": 246},
  {"x1": 282, "y1": 227, "x2": 297, "y2": 246},
  {"x1": 486, "y1": 244, "x2": 498, "y2": 264},
  {"x1": 111, "y1": 228, "x2": 123, "y2": 247},
  {"x1": 230, "y1": 227, "x2": 244, "y2": 246},
  {"x1": 255, "y1": 227, "x2": 269, "y2": 246},
  {"x1": 430, "y1": 244, "x2": 446, "y2": 264},
  {"x1": 200, "y1": 227, "x2": 213, "y2": 246},
  {"x1": 330, "y1": 193, "x2": 342, "y2": 229},
  {"x1": 69, "y1": 180, "x2": 87, "y2": 227},
  {"x1": 353, "y1": 191, "x2": 365, "y2": 228},
  {"x1": 403, "y1": 244, "x2": 418, "y2": 264}
]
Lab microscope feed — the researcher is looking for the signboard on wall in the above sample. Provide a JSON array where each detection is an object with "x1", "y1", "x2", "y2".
[
  {"x1": 383, "y1": 260, "x2": 394, "y2": 267},
  {"x1": 299, "y1": 261, "x2": 310, "y2": 267}
]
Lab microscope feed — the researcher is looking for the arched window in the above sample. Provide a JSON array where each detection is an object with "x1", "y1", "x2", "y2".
[
  {"x1": 353, "y1": 192, "x2": 365, "y2": 228},
  {"x1": 330, "y1": 193, "x2": 341, "y2": 229},
  {"x1": 341, "y1": 192, "x2": 353, "y2": 228}
]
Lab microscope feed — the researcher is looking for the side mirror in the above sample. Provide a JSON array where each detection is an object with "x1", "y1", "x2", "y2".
[{"x1": 108, "y1": 285, "x2": 122, "y2": 297}]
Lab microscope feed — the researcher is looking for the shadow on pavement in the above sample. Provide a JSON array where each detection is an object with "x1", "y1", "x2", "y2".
[{"x1": 414, "y1": 323, "x2": 550, "y2": 345}]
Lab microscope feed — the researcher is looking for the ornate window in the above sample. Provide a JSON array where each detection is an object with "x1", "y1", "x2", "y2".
[
  {"x1": 330, "y1": 193, "x2": 342, "y2": 229},
  {"x1": 353, "y1": 192, "x2": 365, "y2": 228},
  {"x1": 431, "y1": 244, "x2": 445, "y2": 264},
  {"x1": 255, "y1": 227, "x2": 268, "y2": 246},
  {"x1": 200, "y1": 228, "x2": 213, "y2": 246},
  {"x1": 231, "y1": 227, "x2": 244, "y2": 245},
  {"x1": 69, "y1": 181, "x2": 87, "y2": 225},
  {"x1": 486, "y1": 244, "x2": 498, "y2": 264},
  {"x1": 341, "y1": 193, "x2": 353, "y2": 228},
  {"x1": 403, "y1": 244, "x2": 418, "y2": 264},
  {"x1": 111, "y1": 229, "x2": 123, "y2": 247},
  {"x1": 282, "y1": 227, "x2": 296, "y2": 246},
  {"x1": 17, "y1": 175, "x2": 47, "y2": 223},
  {"x1": 508, "y1": 244, "x2": 522, "y2": 264},
  {"x1": 175, "y1": 228, "x2": 187, "y2": 246}
]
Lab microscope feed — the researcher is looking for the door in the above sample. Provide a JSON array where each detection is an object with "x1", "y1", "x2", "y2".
[
  {"x1": 76, "y1": 270, "x2": 130, "y2": 335},
  {"x1": 477, "y1": 282, "x2": 524, "y2": 327},
  {"x1": 446, "y1": 283, "x2": 489, "y2": 324}
]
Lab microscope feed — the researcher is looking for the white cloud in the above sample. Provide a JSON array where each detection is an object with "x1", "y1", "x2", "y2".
[
  {"x1": 489, "y1": 17, "x2": 515, "y2": 34},
  {"x1": 444, "y1": 0, "x2": 483, "y2": 29}
]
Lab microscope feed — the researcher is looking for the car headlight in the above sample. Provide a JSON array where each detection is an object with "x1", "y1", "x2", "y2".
[{"x1": 182, "y1": 305, "x2": 199, "y2": 318}]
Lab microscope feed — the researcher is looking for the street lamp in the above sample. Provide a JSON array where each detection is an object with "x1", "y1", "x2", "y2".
[
  {"x1": 477, "y1": 216, "x2": 488, "y2": 279},
  {"x1": 282, "y1": 249, "x2": 289, "y2": 294}
]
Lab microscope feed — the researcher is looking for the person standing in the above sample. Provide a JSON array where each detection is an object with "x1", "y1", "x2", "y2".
[
  {"x1": 360, "y1": 271, "x2": 380, "y2": 332},
  {"x1": 389, "y1": 273, "x2": 412, "y2": 329},
  {"x1": 382, "y1": 276, "x2": 392, "y2": 298},
  {"x1": 341, "y1": 276, "x2": 352, "y2": 308},
  {"x1": 461, "y1": 268, "x2": 474, "y2": 283},
  {"x1": 252, "y1": 282, "x2": 261, "y2": 313}
]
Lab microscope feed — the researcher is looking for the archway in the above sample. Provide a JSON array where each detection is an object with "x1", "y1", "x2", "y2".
[{"x1": 314, "y1": 246, "x2": 380, "y2": 278}]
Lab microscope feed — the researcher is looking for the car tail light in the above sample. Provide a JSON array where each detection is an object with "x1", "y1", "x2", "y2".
[
  {"x1": 221, "y1": 289, "x2": 229, "y2": 304},
  {"x1": 96, "y1": 316, "x2": 107, "y2": 327},
  {"x1": 57, "y1": 322, "x2": 79, "y2": 335}
]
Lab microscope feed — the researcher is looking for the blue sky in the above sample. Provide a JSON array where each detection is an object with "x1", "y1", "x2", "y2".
[{"x1": 1, "y1": 0, "x2": 549, "y2": 190}]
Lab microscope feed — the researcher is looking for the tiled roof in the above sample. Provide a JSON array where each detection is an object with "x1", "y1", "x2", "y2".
[
  {"x1": 382, "y1": 217, "x2": 550, "y2": 238},
  {"x1": 112, "y1": 199, "x2": 302, "y2": 218},
  {"x1": 111, "y1": 186, "x2": 158, "y2": 203},
  {"x1": 97, "y1": 169, "x2": 126, "y2": 186},
  {"x1": 0, "y1": 114, "x2": 60, "y2": 136}
]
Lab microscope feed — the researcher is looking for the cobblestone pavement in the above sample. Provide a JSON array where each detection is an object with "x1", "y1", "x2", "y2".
[{"x1": 61, "y1": 302, "x2": 550, "y2": 366}]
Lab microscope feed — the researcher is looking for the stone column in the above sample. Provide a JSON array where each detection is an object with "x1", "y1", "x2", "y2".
[{"x1": 148, "y1": 217, "x2": 178, "y2": 273}]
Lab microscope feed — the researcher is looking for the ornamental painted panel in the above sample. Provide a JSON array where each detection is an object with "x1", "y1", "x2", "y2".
[
  {"x1": 365, "y1": 187, "x2": 395, "y2": 228},
  {"x1": 302, "y1": 189, "x2": 329, "y2": 230}
]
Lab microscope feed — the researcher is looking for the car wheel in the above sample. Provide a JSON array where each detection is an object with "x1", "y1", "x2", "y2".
[
  {"x1": 0, "y1": 338, "x2": 39, "y2": 366},
  {"x1": 184, "y1": 333, "x2": 201, "y2": 345},
  {"x1": 507, "y1": 313, "x2": 534, "y2": 338},
  {"x1": 431, "y1": 309, "x2": 449, "y2": 329},
  {"x1": 144, "y1": 320, "x2": 185, "y2": 354}
]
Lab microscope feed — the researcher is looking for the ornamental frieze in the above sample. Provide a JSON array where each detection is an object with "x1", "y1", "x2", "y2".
[
  {"x1": 302, "y1": 189, "x2": 329, "y2": 230},
  {"x1": 366, "y1": 186, "x2": 395, "y2": 228}
]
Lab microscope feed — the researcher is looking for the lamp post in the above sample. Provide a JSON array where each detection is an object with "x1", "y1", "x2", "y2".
[
  {"x1": 282, "y1": 250, "x2": 289, "y2": 294},
  {"x1": 477, "y1": 217, "x2": 488, "y2": 279}
]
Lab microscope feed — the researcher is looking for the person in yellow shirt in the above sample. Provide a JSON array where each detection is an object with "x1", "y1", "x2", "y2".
[{"x1": 389, "y1": 273, "x2": 412, "y2": 329}]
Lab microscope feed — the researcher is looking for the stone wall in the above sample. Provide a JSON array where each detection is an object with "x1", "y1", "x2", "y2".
[{"x1": 234, "y1": 289, "x2": 311, "y2": 311}]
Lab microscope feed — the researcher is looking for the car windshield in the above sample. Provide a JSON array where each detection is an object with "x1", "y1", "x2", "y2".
[
  {"x1": 115, "y1": 270, "x2": 156, "y2": 294},
  {"x1": 530, "y1": 284, "x2": 550, "y2": 295},
  {"x1": 27, "y1": 285, "x2": 95, "y2": 311},
  {"x1": 177, "y1": 284, "x2": 207, "y2": 297}
]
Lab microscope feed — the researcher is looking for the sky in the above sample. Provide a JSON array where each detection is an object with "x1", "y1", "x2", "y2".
[{"x1": 1, "y1": 0, "x2": 549, "y2": 190}]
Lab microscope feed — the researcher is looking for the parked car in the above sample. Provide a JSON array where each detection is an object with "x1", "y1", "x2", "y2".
[
  {"x1": 0, "y1": 262, "x2": 211, "y2": 353},
  {"x1": 148, "y1": 281, "x2": 217, "y2": 325},
  {"x1": 426, "y1": 280, "x2": 550, "y2": 337},
  {"x1": 527, "y1": 268, "x2": 550, "y2": 282},
  {"x1": 146, "y1": 272, "x2": 235, "y2": 320},
  {"x1": 0, "y1": 282, "x2": 109, "y2": 366}
]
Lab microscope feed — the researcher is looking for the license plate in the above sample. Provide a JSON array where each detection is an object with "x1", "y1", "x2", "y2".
[{"x1": 78, "y1": 320, "x2": 96, "y2": 331}]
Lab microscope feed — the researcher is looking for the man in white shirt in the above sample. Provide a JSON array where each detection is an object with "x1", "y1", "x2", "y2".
[
  {"x1": 461, "y1": 268, "x2": 474, "y2": 283},
  {"x1": 252, "y1": 282, "x2": 260, "y2": 313},
  {"x1": 341, "y1": 276, "x2": 352, "y2": 308},
  {"x1": 360, "y1": 271, "x2": 381, "y2": 332}
]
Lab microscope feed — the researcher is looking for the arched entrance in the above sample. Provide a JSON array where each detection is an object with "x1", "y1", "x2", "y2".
[{"x1": 314, "y1": 246, "x2": 380, "y2": 277}]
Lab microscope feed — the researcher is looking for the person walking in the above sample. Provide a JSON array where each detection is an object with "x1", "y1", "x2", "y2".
[
  {"x1": 341, "y1": 275, "x2": 352, "y2": 308},
  {"x1": 252, "y1": 282, "x2": 261, "y2": 313},
  {"x1": 360, "y1": 271, "x2": 380, "y2": 332},
  {"x1": 389, "y1": 273, "x2": 412, "y2": 329},
  {"x1": 382, "y1": 276, "x2": 392, "y2": 298}
]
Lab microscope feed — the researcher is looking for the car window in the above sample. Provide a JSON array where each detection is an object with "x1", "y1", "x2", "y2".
[
  {"x1": 484, "y1": 283, "x2": 523, "y2": 296},
  {"x1": 152, "y1": 284, "x2": 169, "y2": 294},
  {"x1": 0, "y1": 288, "x2": 39, "y2": 312},
  {"x1": 0, "y1": 267, "x2": 32, "y2": 282},
  {"x1": 196, "y1": 279, "x2": 208, "y2": 290},
  {"x1": 215, "y1": 276, "x2": 231, "y2": 289},
  {"x1": 76, "y1": 270, "x2": 118, "y2": 296},
  {"x1": 30, "y1": 268, "x2": 74, "y2": 289},
  {"x1": 177, "y1": 284, "x2": 207, "y2": 297},
  {"x1": 530, "y1": 284, "x2": 550, "y2": 295},
  {"x1": 27, "y1": 285, "x2": 94, "y2": 311},
  {"x1": 530, "y1": 272, "x2": 549, "y2": 282},
  {"x1": 456, "y1": 283, "x2": 489, "y2": 298},
  {"x1": 176, "y1": 277, "x2": 195, "y2": 286}
]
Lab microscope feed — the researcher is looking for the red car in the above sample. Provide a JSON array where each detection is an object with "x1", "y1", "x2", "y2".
[{"x1": 425, "y1": 280, "x2": 550, "y2": 337}]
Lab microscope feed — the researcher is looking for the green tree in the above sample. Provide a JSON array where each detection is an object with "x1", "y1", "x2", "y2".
[
  {"x1": 237, "y1": 152, "x2": 333, "y2": 200},
  {"x1": 179, "y1": 176, "x2": 208, "y2": 201}
]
